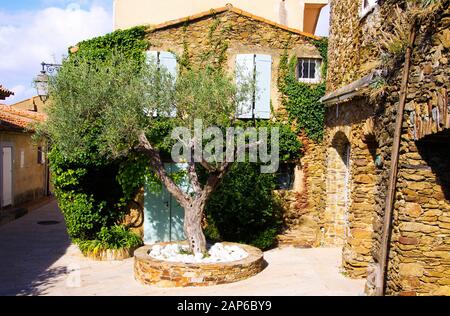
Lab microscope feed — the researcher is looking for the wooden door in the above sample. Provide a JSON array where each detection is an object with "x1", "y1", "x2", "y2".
[{"x1": 143, "y1": 163, "x2": 188, "y2": 244}]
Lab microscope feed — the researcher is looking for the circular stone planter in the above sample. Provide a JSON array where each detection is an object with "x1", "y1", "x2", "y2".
[
  {"x1": 83, "y1": 247, "x2": 138, "y2": 261},
  {"x1": 134, "y1": 242, "x2": 264, "y2": 287}
]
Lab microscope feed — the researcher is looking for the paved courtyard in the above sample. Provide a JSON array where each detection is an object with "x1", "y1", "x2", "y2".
[{"x1": 0, "y1": 200, "x2": 366, "y2": 296}]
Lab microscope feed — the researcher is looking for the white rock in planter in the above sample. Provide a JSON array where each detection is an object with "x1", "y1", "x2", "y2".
[{"x1": 148, "y1": 242, "x2": 248, "y2": 263}]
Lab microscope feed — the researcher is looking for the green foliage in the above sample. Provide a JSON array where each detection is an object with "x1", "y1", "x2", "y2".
[
  {"x1": 76, "y1": 225, "x2": 143, "y2": 254},
  {"x1": 116, "y1": 153, "x2": 152, "y2": 201},
  {"x1": 175, "y1": 68, "x2": 253, "y2": 130},
  {"x1": 255, "y1": 120, "x2": 303, "y2": 162},
  {"x1": 231, "y1": 120, "x2": 303, "y2": 162},
  {"x1": 42, "y1": 24, "x2": 317, "y2": 252},
  {"x1": 40, "y1": 28, "x2": 150, "y2": 246},
  {"x1": 48, "y1": 147, "x2": 130, "y2": 240},
  {"x1": 196, "y1": 120, "x2": 299, "y2": 249},
  {"x1": 312, "y1": 37, "x2": 329, "y2": 78},
  {"x1": 204, "y1": 163, "x2": 282, "y2": 250},
  {"x1": 74, "y1": 26, "x2": 148, "y2": 63},
  {"x1": 278, "y1": 53, "x2": 327, "y2": 142}
]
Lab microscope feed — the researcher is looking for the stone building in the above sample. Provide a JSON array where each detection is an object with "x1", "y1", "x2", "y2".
[
  {"x1": 113, "y1": 4, "x2": 327, "y2": 245},
  {"x1": 11, "y1": 96, "x2": 47, "y2": 114},
  {"x1": 320, "y1": 0, "x2": 449, "y2": 295},
  {"x1": 0, "y1": 104, "x2": 49, "y2": 209},
  {"x1": 113, "y1": 0, "x2": 328, "y2": 34}
]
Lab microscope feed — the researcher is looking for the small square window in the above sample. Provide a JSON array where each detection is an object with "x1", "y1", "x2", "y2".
[
  {"x1": 297, "y1": 58, "x2": 322, "y2": 83},
  {"x1": 275, "y1": 163, "x2": 295, "y2": 190}
]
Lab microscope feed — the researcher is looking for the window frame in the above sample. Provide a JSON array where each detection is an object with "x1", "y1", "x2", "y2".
[
  {"x1": 296, "y1": 57, "x2": 322, "y2": 84},
  {"x1": 144, "y1": 50, "x2": 178, "y2": 118},
  {"x1": 235, "y1": 53, "x2": 272, "y2": 120}
]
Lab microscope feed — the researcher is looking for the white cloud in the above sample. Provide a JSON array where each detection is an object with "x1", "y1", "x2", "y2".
[
  {"x1": 5, "y1": 85, "x2": 37, "y2": 104},
  {"x1": 0, "y1": 3, "x2": 112, "y2": 104}
]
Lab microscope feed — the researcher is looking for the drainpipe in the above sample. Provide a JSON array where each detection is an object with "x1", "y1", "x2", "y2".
[{"x1": 375, "y1": 21, "x2": 418, "y2": 296}]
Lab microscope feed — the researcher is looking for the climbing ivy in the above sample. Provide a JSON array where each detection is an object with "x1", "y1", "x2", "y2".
[
  {"x1": 48, "y1": 21, "x2": 325, "y2": 250},
  {"x1": 73, "y1": 26, "x2": 149, "y2": 63},
  {"x1": 278, "y1": 38, "x2": 328, "y2": 142},
  {"x1": 312, "y1": 37, "x2": 329, "y2": 78},
  {"x1": 48, "y1": 27, "x2": 150, "y2": 246}
]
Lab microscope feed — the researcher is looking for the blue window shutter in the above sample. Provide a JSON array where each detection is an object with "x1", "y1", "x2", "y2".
[
  {"x1": 159, "y1": 51, "x2": 178, "y2": 80},
  {"x1": 144, "y1": 51, "x2": 159, "y2": 117},
  {"x1": 235, "y1": 54, "x2": 255, "y2": 119},
  {"x1": 254, "y1": 54, "x2": 272, "y2": 119},
  {"x1": 159, "y1": 51, "x2": 178, "y2": 117},
  {"x1": 145, "y1": 50, "x2": 158, "y2": 65}
]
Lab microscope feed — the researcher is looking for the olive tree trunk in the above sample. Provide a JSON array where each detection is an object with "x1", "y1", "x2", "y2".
[
  {"x1": 184, "y1": 203, "x2": 207, "y2": 254},
  {"x1": 138, "y1": 132, "x2": 230, "y2": 254}
]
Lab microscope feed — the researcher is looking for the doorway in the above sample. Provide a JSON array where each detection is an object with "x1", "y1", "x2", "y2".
[
  {"x1": 2, "y1": 146, "x2": 13, "y2": 207},
  {"x1": 324, "y1": 132, "x2": 351, "y2": 246},
  {"x1": 143, "y1": 163, "x2": 188, "y2": 244}
]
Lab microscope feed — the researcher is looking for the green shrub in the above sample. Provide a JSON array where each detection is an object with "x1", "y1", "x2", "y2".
[
  {"x1": 76, "y1": 225, "x2": 143, "y2": 254},
  {"x1": 204, "y1": 162, "x2": 283, "y2": 250},
  {"x1": 49, "y1": 147, "x2": 133, "y2": 240},
  {"x1": 278, "y1": 39, "x2": 328, "y2": 142}
]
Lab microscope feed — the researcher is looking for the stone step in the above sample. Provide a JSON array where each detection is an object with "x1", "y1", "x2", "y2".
[{"x1": 277, "y1": 228, "x2": 320, "y2": 248}]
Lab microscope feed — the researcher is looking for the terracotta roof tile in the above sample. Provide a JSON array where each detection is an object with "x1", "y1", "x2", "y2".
[
  {"x1": 0, "y1": 84, "x2": 14, "y2": 100},
  {"x1": 147, "y1": 4, "x2": 320, "y2": 40},
  {"x1": 0, "y1": 104, "x2": 46, "y2": 131}
]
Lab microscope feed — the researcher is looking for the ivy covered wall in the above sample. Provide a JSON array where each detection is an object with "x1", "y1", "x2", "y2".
[{"x1": 57, "y1": 7, "x2": 329, "y2": 250}]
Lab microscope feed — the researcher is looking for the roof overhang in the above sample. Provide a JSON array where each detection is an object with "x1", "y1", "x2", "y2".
[
  {"x1": 0, "y1": 104, "x2": 46, "y2": 132},
  {"x1": 304, "y1": 1, "x2": 329, "y2": 34},
  {"x1": 0, "y1": 85, "x2": 14, "y2": 100},
  {"x1": 320, "y1": 72, "x2": 377, "y2": 106},
  {"x1": 147, "y1": 4, "x2": 320, "y2": 40}
]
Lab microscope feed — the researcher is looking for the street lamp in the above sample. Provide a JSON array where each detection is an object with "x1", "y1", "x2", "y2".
[{"x1": 34, "y1": 62, "x2": 62, "y2": 102}]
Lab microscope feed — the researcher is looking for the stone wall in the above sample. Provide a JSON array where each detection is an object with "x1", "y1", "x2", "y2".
[
  {"x1": 144, "y1": 7, "x2": 326, "y2": 247},
  {"x1": 382, "y1": 5, "x2": 450, "y2": 295},
  {"x1": 387, "y1": 137, "x2": 450, "y2": 296},
  {"x1": 327, "y1": 0, "x2": 450, "y2": 294},
  {"x1": 146, "y1": 9, "x2": 321, "y2": 113},
  {"x1": 276, "y1": 137, "x2": 325, "y2": 248},
  {"x1": 327, "y1": 0, "x2": 383, "y2": 92},
  {"x1": 134, "y1": 242, "x2": 264, "y2": 287},
  {"x1": 323, "y1": 99, "x2": 377, "y2": 278}
]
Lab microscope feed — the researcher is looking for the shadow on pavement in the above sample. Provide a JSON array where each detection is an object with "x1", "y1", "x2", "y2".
[{"x1": 0, "y1": 200, "x2": 72, "y2": 296}]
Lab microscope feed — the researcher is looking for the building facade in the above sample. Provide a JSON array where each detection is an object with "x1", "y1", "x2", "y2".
[
  {"x1": 113, "y1": 0, "x2": 328, "y2": 34},
  {"x1": 113, "y1": 4, "x2": 327, "y2": 245},
  {"x1": 0, "y1": 104, "x2": 48, "y2": 208},
  {"x1": 321, "y1": 0, "x2": 449, "y2": 295}
]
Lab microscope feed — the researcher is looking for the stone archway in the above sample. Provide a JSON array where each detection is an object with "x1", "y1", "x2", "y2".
[{"x1": 323, "y1": 131, "x2": 351, "y2": 246}]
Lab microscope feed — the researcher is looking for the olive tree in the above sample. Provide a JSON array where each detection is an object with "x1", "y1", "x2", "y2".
[{"x1": 43, "y1": 53, "x2": 257, "y2": 254}]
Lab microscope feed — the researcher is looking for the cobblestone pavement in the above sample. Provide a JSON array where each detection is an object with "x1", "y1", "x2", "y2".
[{"x1": 0, "y1": 200, "x2": 366, "y2": 296}]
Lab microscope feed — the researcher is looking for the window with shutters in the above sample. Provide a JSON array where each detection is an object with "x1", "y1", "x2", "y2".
[
  {"x1": 297, "y1": 58, "x2": 322, "y2": 84},
  {"x1": 145, "y1": 50, "x2": 178, "y2": 117},
  {"x1": 361, "y1": 0, "x2": 377, "y2": 17},
  {"x1": 235, "y1": 54, "x2": 272, "y2": 119}
]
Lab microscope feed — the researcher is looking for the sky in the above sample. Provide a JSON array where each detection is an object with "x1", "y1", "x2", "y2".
[{"x1": 0, "y1": 0, "x2": 329, "y2": 105}]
